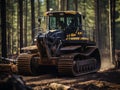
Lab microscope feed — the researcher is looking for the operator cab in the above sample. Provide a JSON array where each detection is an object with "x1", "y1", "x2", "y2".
[
  {"x1": 45, "y1": 11, "x2": 90, "y2": 42},
  {"x1": 45, "y1": 11, "x2": 82, "y2": 31}
]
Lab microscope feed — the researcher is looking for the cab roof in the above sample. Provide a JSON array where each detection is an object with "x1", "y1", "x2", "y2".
[{"x1": 44, "y1": 11, "x2": 81, "y2": 16}]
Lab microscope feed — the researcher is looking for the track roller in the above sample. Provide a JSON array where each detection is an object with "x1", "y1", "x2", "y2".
[{"x1": 58, "y1": 53, "x2": 101, "y2": 76}]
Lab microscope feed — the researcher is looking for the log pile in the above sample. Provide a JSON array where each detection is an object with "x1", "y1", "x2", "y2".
[{"x1": 0, "y1": 63, "x2": 18, "y2": 73}]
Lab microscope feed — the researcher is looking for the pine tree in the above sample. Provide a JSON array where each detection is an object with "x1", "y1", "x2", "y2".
[
  {"x1": 1, "y1": 0, "x2": 7, "y2": 58},
  {"x1": 18, "y1": 0, "x2": 23, "y2": 52}
]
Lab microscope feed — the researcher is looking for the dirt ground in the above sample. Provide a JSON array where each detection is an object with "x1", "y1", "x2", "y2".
[
  {"x1": 0, "y1": 56, "x2": 120, "y2": 90},
  {"x1": 20, "y1": 57, "x2": 120, "y2": 90},
  {"x1": 21, "y1": 68, "x2": 120, "y2": 90},
  {"x1": 0, "y1": 66, "x2": 120, "y2": 90}
]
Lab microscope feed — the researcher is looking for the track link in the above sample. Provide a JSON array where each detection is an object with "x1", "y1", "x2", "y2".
[
  {"x1": 58, "y1": 53, "x2": 99, "y2": 76},
  {"x1": 17, "y1": 53, "x2": 36, "y2": 75}
]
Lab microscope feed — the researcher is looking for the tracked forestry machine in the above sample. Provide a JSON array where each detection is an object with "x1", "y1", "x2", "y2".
[{"x1": 17, "y1": 11, "x2": 101, "y2": 76}]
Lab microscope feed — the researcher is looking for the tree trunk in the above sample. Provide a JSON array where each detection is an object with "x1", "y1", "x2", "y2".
[
  {"x1": 66, "y1": 0, "x2": 69, "y2": 10},
  {"x1": 58, "y1": 0, "x2": 61, "y2": 11},
  {"x1": 38, "y1": 0, "x2": 40, "y2": 27},
  {"x1": 18, "y1": 0, "x2": 23, "y2": 52},
  {"x1": 94, "y1": 0, "x2": 101, "y2": 48},
  {"x1": 61, "y1": 0, "x2": 65, "y2": 11},
  {"x1": 38, "y1": 0, "x2": 40, "y2": 17},
  {"x1": 46, "y1": 0, "x2": 49, "y2": 11},
  {"x1": 74, "y1": 0, "x2": 78, "y2": 11},
  {"x1": 1, "y1": 0, "x2": 7, "y2": 58},
  {"x1": 31, "y1": 0, "x2": 35, "y2": 40},
  {"x1": 110, "y1": 0, "x2": 116, "y2": 62},
  {"x1": 12, "y1": 2, "x2": 14, "y2": 54},
  {"x1": 17, "y1": 1, "x2": 20, "y2": 54},
  {"x1": 24, "y1": 0, "x2": 28, "y2": 46},
  {"x1": 7, "y1": 23, "x2": 11, "y2": 55}
]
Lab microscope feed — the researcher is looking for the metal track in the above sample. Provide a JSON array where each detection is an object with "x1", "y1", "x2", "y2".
[
  {"x1": 17, "y1": 53, "x2": 35, "y2": 75},
  {"x1": 58, "y1": 53, "x2": 99, "y2": 76}
]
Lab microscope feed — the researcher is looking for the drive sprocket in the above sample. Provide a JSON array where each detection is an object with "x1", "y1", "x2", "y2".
[{"x1": 17, "y1": 53, "x2": 39, "y2": 75}]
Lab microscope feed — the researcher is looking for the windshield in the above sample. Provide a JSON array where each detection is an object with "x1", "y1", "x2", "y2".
[{"x1": 49, "y1": 15, "x2": 81, "y2": 30}]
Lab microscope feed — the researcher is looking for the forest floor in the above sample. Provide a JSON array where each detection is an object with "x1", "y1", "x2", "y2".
[
  {"x1": 21, "y1": 68, "x2": 120, "y2": 90},
  {"x1": 20, "y1": 57, "x2": 120, "y2": 90},
  {"x1": 0, "y1": 57, "x2": 120, "y2": 90}
]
